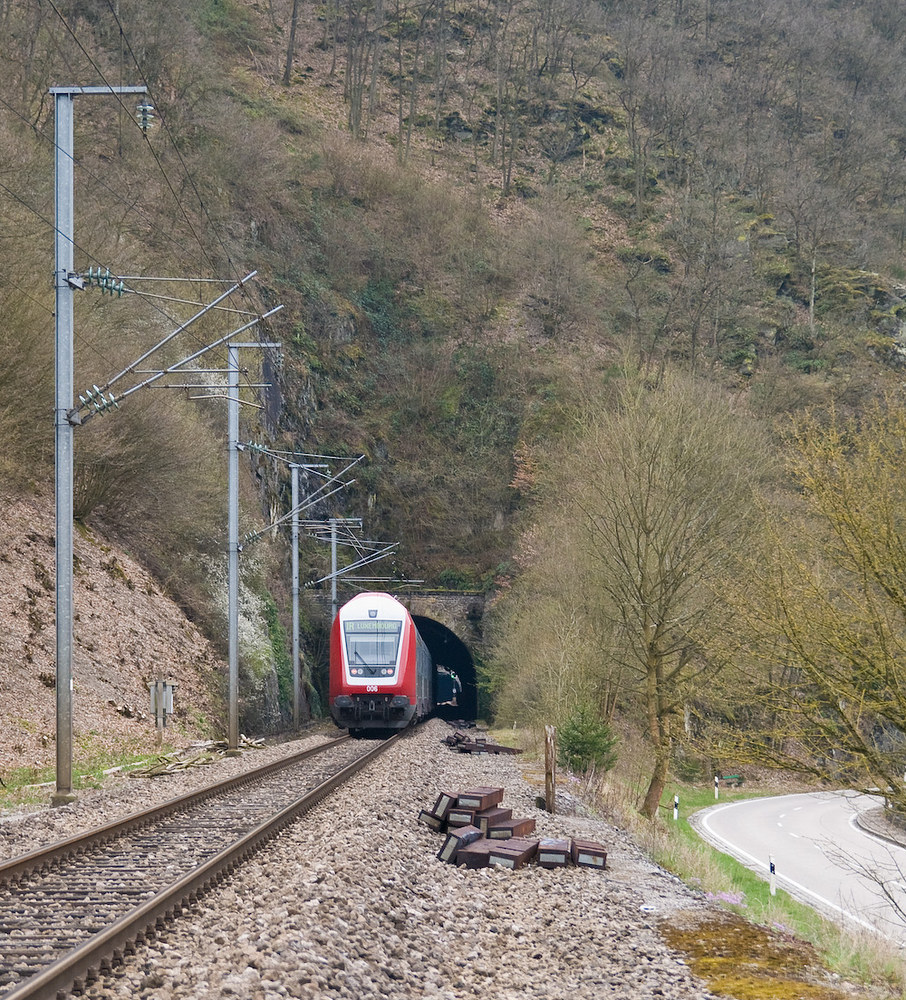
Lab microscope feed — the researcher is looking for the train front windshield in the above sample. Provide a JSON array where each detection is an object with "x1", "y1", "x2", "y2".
[{"x1": 343, "y1": 619, "x2": 402, "y2": 677}]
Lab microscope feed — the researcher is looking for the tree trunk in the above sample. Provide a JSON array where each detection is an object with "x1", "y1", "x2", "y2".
[
  {"x1": 367, "y1": 0, "x2": 384, "y2": 121},
  {"x1": 641, "y1": 743, "x2": 670, "y2": 819},
  {"x1": 809, "y1": 250, "x2": 816, "y2": 336},
  {"x1": 404, "y1": 28, "x2": 424, "y2": 157},
  {"x1": 282, "y1": 0, "x2": 301, "y2": 85},
  {"x1": 641, "y1": 637, "x2": 669, "y2": 820}
]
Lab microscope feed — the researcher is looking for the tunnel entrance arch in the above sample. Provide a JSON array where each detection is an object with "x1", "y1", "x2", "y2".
[{"x1": 411, "y1": 615, "x2": 477, "y2": 722}]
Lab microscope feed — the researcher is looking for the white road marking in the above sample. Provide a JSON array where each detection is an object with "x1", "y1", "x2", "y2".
[{"x1": 699, "y1": 798, "x2": 882, "y2": 935}]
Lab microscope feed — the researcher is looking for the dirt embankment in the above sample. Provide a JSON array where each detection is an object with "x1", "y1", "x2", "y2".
[{"x1": 0, "y1": 494, "x2": 226, "y2": 778}]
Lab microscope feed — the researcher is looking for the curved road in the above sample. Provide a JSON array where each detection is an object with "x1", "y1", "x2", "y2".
[{"x1": 692, "y1": 791, "x2": 906, "y2": 941}]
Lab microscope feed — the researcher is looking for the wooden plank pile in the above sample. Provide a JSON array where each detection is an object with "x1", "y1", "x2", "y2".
[
  {"x1": 440, "y1": 731, "x2": 524, "y2": 755},
  {"x1": 419, "y1": 786, "x2": 607, "y2": 872}
]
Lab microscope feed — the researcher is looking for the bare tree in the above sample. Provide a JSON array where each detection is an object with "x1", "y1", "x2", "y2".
[
  {"x1": 607, "y1": 6, "x2": 668, "y2": 221},
  {"x1": 517, "y1": 195, "x2": 597, "y2": 337},
  {"x1": 344, "y1": 0, "x2": 373, "y2": 137},
  {"x1": 488, "y1": 486, "x2": 630, "y2": 729},
  {"x1": 282, "y1": 0, "x2": 301, "y2": 85},
  {"x1": 570, "y1": 373, "x2": 767, "y2": 818},
  {"x1": 820, "y1": 831, "x2": 906, "y2": 939},
  {"x1": 774, "y1": 164, "x2": 857, "y2": 337},
  {"x1": 726, "y1": 399, "x2": 906, "y2": 811}
]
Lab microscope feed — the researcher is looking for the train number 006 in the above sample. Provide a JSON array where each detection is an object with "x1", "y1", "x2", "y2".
[{"x1": 366, "y1": 685, "x2": 378, "y2": 693}]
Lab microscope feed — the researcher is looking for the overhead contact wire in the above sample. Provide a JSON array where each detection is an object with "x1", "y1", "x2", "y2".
[{"x1": 43, "y1": 3, "x2": 282, "y2": 416}]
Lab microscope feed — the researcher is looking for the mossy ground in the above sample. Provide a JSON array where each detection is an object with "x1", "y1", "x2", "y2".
[
  {"x1": 507, "y1": 731, "x2": 904, "y2": 998},
  {"x1": 662, "y1": 912, "x2": 857, "y2": 1000}
]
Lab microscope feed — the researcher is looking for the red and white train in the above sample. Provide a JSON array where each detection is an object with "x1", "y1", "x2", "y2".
[{"x1": 329, "y1": 592, "x2": 434, "y2": 734}]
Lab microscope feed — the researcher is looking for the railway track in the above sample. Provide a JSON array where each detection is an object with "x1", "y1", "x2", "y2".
[{"x1": 0, "y1": 732, "x2": 402, "y2": 1000}]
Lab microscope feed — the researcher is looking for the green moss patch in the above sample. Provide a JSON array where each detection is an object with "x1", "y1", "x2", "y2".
[{"x1": 662, "y1": 913, "x2": 854, "y2": 1000}]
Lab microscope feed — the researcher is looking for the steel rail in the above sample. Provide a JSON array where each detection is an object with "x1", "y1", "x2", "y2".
[
  {"x1": 1, "y1": 731, "x2": 402, "y2": 1000},
  {"x1": 0, "y1": 735, "x2": 350, "y2": 885}
]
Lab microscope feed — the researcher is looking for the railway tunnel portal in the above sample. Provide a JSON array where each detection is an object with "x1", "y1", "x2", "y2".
[
  {"x1": 411, "y1": 614, "x2": 477, "y2": 721},
  {"x1": 395, "y1": 592, "x2": 483, "y2": 723}
]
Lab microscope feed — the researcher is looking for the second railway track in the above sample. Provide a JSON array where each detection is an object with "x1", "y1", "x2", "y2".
[{"x1": 0, "y1": 732, "x2": 402, "y2": 1000}]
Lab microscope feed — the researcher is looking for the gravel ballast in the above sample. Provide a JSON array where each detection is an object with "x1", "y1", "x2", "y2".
[
  {"x1": 0, "y1": 733, "x2": 339, "y2": 864},
  {"x1": 0, "y1": 719, "x2": 729, "y2": 1000}
]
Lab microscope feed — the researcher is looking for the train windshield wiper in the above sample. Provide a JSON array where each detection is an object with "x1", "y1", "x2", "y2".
[{"x1": 354, "y1": 649, "x2": 379, "y2": 675}]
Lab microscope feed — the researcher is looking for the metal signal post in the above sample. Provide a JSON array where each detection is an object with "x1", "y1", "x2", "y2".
[
  {"x1": 227, "y1": 343, "x2": 280, "y2": 750},
  {"x1": 291, "y1": 465, "x2": 301, "y2": 728},
  {"x1": 51, "y1": 85, "x2": 147, "y2": 805}
]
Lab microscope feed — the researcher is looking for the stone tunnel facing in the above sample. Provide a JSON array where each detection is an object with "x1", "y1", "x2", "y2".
[{"x1": 411, "y1": 614, "x2": 477, "y2": 722}]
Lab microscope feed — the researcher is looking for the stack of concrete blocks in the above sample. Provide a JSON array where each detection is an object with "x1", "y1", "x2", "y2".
[{"x1": 419, "y1": 786, "x2": 607, "y2": 872}]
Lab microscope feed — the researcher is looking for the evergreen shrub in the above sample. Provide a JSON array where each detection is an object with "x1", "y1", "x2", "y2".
[{"x1": 558, "y1": 704, "x2": 618, "y2": 774}]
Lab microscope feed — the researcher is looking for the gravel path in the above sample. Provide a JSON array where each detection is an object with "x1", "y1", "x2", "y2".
[{"x1": 2, "y1": 719, "x2": 720, "y2": 1000}]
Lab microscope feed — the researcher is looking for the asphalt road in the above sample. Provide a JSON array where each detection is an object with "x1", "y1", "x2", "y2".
[{"x1": 692, "y1": 790, "x2": 906, "y2": 940}]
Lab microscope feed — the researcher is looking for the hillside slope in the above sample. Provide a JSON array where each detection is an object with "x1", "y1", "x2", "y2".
[
  {"x1": 3, "y1": 0, "x2": 906, "y2": 749},
  {"x1": 0, "y1": 496, "x2": 225, "y2": 779}
]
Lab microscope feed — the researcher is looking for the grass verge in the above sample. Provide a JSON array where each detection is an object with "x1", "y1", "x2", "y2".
[
  {"x1": 0, "y1": 742, "x2": 164, "y2": 812},
  {"x1": 500, "y1": 728, "x2": 906, "y2": 999},
  {"x1": 613, "y1": 778, "x2": 906, "y2": 997}
]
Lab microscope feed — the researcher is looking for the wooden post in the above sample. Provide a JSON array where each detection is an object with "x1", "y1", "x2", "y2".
[{"x1": 544, "y1": 725, "x2": 556, "y2": 814}]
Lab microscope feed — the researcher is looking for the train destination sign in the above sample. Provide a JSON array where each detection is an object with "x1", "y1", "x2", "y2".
[{"x1": 344, "y1": 620, "x2": 402, "y2": 633}]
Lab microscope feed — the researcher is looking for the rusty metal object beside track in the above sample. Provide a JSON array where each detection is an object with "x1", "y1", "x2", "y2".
[{"x1": 0, "y1": 732, "x2": 403, "y2": 1000}]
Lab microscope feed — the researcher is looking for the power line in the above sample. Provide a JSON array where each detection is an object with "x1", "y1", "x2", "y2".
[
  {"x1": 0, "y1": 115, "x2": 275, "y2": 414},
  {"x1": 3, "y1": 6, "x2": 283, "y2": 422},
  {"x1": 44, "y1": 2, "x2": 241, "y2": 300},
  {"x1": 102, "y1": 0, "x2": 257, "y2": 299},
  {"x1": 0, "y1": 171, "x2": 218, "y2": 378},
  {"x1": 0, "y1": 90, "x2": 238, "y2": 327},
  {"x1": 0, "y1": 91, "x2": 228, "y2": 307},
  {"x1": 0, "y1": 279, "x2": 55, "y2": 318},
  {"x1": 0, "y1": 100, "x2": 203, "y2": 341},
  {"x1": 98, "y1": 0, "x2": 283, "y2": 409},
  {"x1": 0, "y1": 178, "x2": 181, "y2": 380},
  {"x1": 266, "y1": 449, "x2": 363, "y2": 462}
]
